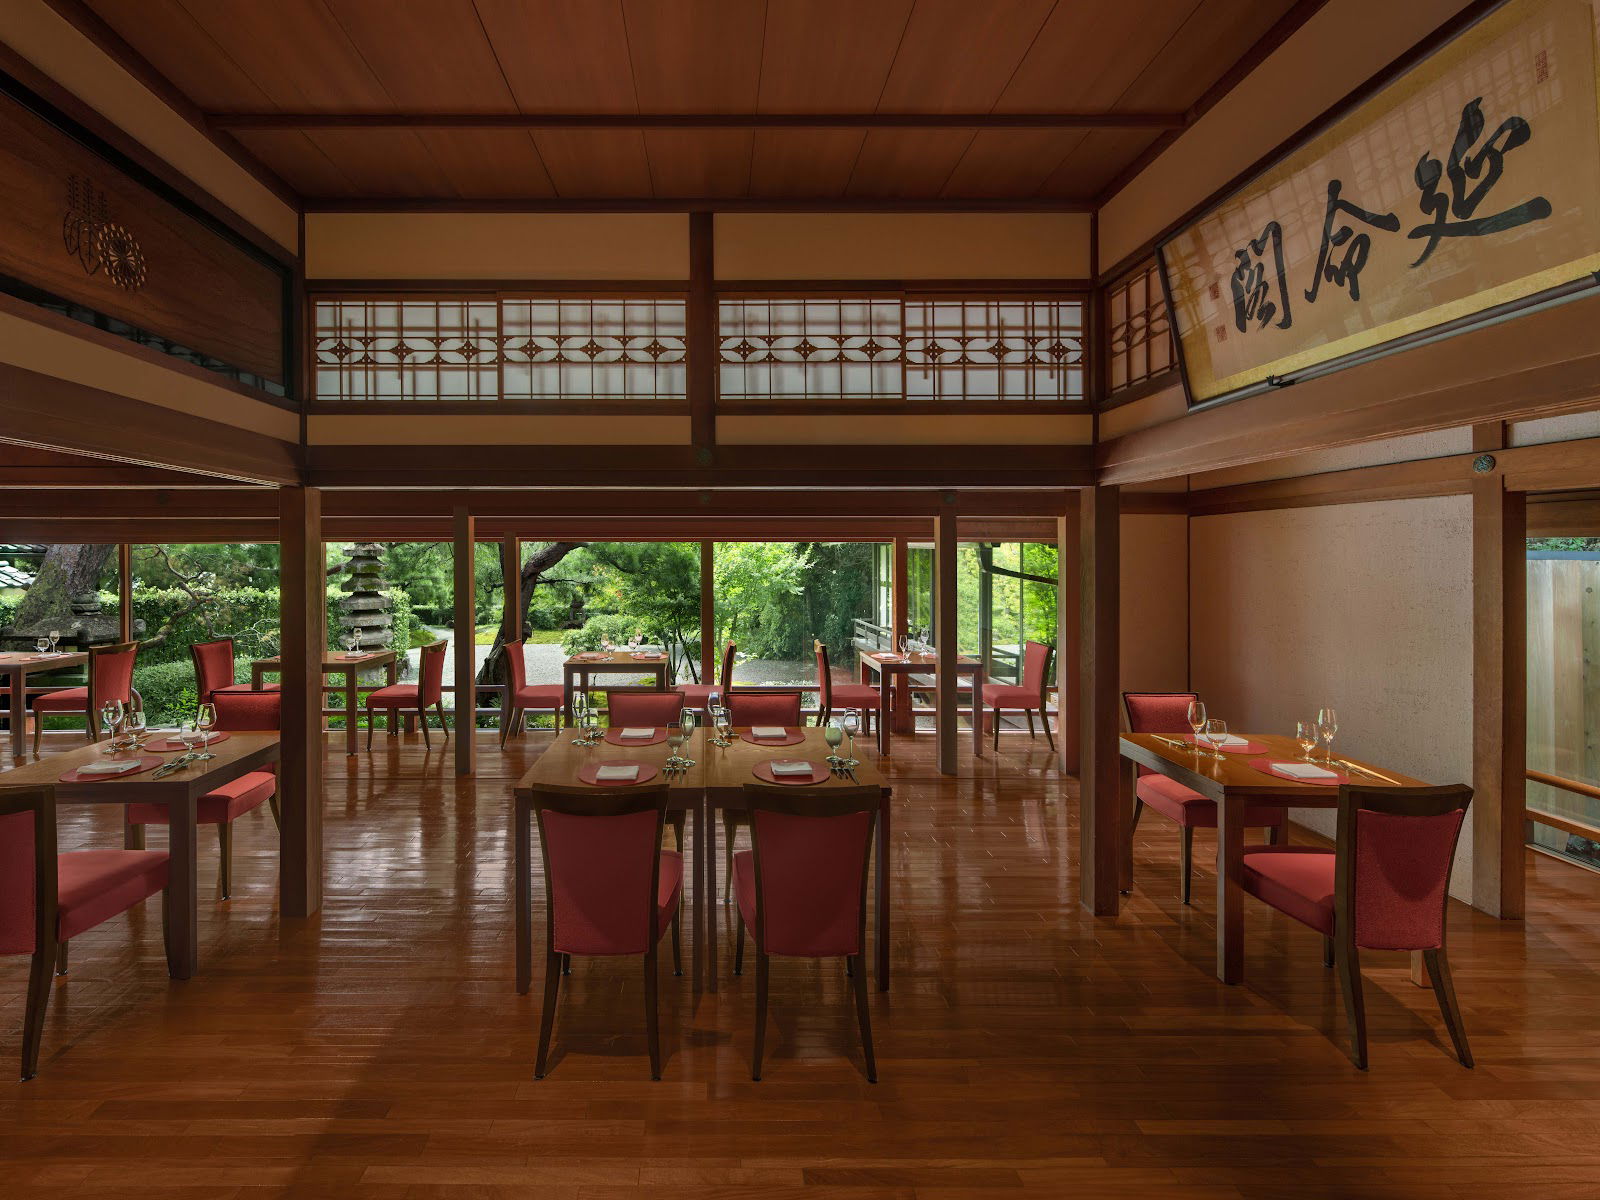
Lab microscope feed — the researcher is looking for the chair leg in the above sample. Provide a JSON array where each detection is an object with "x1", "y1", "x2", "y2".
[
  {"x1": 125, "y1": 822, "x2": 146, "y2": 851},
  {"x1": 734, "y1": 914, "x2": 746, "y2": 975},
  {"x1": 1322, "y1": 936, "x2": 1334, "y2": 968},
  {"x1": 534, "y1": 949, "x2": 561, "y2": 1079},
  {"x1": 722, "y1": 812, "x2": 739, "y2": 904},
  {"x1": 1040, "y1": 708, "x2": 1055, "y2": 751},
  {"x1": 1424, "y1": 947, "x2": 1473, "y2": 1067},
  {"x1": 1129, "y1": 797, "x2": 1144, "y2": 836},
  {"x1": 419, "y1": 706, "x2": 431, "y2": 749},
  {"x1": 1335, "y1": 936, "x2": 1368, "y2": 1069},
  {"x1": 54, "y1": 941, "x2": 67, "y2": 976},
  {"x1": 992, "y1": 705, "x2": 1000, "y2": 751},
  {"x1": 84, "y1": 711, "x2": 97, "y2": 743},
  {"x1": 752, "y1": 951, "x2": 769, "y2": 1081},
  {"x1": 499, "y1": 700, "x2": 514, "y2": 748},
  {"x1": 850, "y1": 953, "x2": 877, "y2": 1083},
  {"x1": 670, "y1": 909, "x2": 682, "y2": 977},
  {"x1": 32, "y1": 711, "x2": 42, "y2": 755},
  {"x1": 20, "y1": 945, "x2": 53, "y2": 1080},
  {"x1": 438, "y1": 702, "x2": 449, "y2": 741},
  {"x1": 1180, "y1": 826, "x2": 1194, "y2": 906},
  {"x1": 1024, "y1": 709, "x2": 1036, "y2": 738},
  {"x1": 670, "y1": 813, "x2": 685, "y2": 851},
  {"x1": 644, "y1": 945, "x2": 662, "y2": 1080},
  {"x1": 561, "y1": 952, "x2": 571, "y2": 975},
  {"x1": 268, "y1": 791, "x2": 281, "y2": 831},
  {"x1": 366, "y1": 712, "x2": 375, "y2": 751},
  {"x1": 218, "y1": 822, "x2": 232, "y2": 900}
]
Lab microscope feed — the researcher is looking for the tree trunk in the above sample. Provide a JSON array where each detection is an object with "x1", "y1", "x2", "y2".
[
  {"x1": 474, "y1": 541, "x2": 586, "y2": 686},
  {"x1": 9, "y1": 544, "x2": 114, "y2": 632}
]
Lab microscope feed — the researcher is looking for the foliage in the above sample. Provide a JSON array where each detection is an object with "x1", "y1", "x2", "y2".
[
  {"x1": 561, "y1": 543, "x2": 704, "y2": 681},
  {"x1": 1528, "y1": 537, "x2": 1600, "y2": 552}
]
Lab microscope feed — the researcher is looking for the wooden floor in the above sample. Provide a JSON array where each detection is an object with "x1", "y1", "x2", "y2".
[{"x1": 3, "y1": 730, "x2": 1599, "y2": 1199}]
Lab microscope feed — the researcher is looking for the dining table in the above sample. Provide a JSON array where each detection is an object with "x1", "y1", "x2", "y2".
[
  {"x1": 0, "y1": 649, "x2": 89, "y2": 761},
  {"x1": 561, "y1": 650, "x2": 671, "y2": 720},
  {"x1": 0, "y1": 731, "x2": 281, "y2": 979},
  {"x1": 1119, "y1": 732, "x2": 1426, "y2": 985},
  {"x1": 858, "y1": 649, "x2": 984, "y2": 757},
  {"x1": 250, "y1": 650, "x2": 398, "y2": 755}
]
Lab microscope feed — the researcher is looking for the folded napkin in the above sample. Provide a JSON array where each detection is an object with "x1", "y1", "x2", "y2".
[
  {"x1": 1272, "y1": 761, "x2": 1336, "y2": 780},
  {"x1": 78, "y1": 760, "x2": 141, "y2": 775},
  {"x1": 619, "y1": 728, "x2": 655, "y2": 740},
  {"x1": 770, "y1": 760, "x2": 813, "y2": 777},
  {"x1": 1205, "y1": 733, "x2": 1249, "y2": 747},
  {"x1": 752, "y1": 726, "x2": 788, "y2": 739},
  {"x1": 595, "y1": 764, "x2": 640, "y2": 782}
]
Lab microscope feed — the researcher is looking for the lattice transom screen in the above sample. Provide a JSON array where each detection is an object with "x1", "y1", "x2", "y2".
[
  {"x1": 719, "y1": 296, "x2": 1085, "y2": 408},
  {"x1": 1106, "y1": 261, "x2": 1175, "y2": 396}
]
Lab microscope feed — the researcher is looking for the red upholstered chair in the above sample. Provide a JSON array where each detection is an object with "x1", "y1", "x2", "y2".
[
  {"x1": 364, "y1": 639, "x2": 448, "y2": 750},
  {"x1": 607, "y1": 689, "x2": 686, "y2": 727},
  {"x1": 32, "y1": 640, "x2": 139, "y2": 754},
  {"x1": 733, "y1": 783, "x2": 878, "y2": 1082},
  {"x1": 982, "y1": 640, "x2": 1057, "y2": 751},
  {"x1": 677, "y1": 640, "x2": 735, "y2": 714},
  {"x1": 1123, "y1": 692, "x2": 1287, "y2": 905},
  {"x1": 1241, "y1": 783, "x2": 1473, "y2": 1070},
  {"x1": 727, "y1": 691, "x2": 803, "y2": 727},
  {"x1": 3, "y1": 784, "x2": 171, "y2": 1080},
  {"x1": 125, "y1": 690, "x2": 280, "y2": 901},
  {"x1": 531, "y1": 787, "x2": 682, "y2": 1080},
  {"x1": 191, "y1": 637, "x2": 276, "y2": 705},
  {"x1": 498, "y1": 641, "x2": 565, "y2": 747},
  {"x1": 814, "y1": 640, "x2": 881, "y2": 730}
]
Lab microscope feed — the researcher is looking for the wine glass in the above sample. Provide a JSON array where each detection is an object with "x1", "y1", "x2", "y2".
[
  {"x1": 1316, "y1": 706, "x2": 1339, "y2": 763},
  {"x1": 35, "y1": 636, "x2": 49, "y2": 655},
  {"x1": 178, "y1": 719, "x2": 200, "y2": 758},
  {"x1": 628, "y1": 632, "x2": 641, "y2": 654},
  {"x1": 583, "y1": 706, "x2": 601, "y2": 746},
  {"x1": 678, "y1": 707, "x2": 698, "y2": 766},
  {"x1": 666, "y1": 724, "x2": 685, "y2": 768},
  {"x1": 1186, "y1": 700, "x2": 1207, "y2": 754},
  {"x1": 842, "y1": 709, "x2": 860, "y2": 768},
  {"x1": 100, "y1": 698, "x2": 124, "y2": 735},
  {"x1": 1203, "y1": 718, "x2": 1229, "y2": 760},
  {"x1": 1296, "y1": 720, "x2": 1318, "y2": 761},
  {"x1": 823, "y1": 719, "x2": 844, "y2": 766},
  {"x1": 345, "y1": 630, "x2": 361, "y2": 655},
  {"x1": 896, "y1": 633, "x2": 908, "y2": 657},
  {"x1": 48, "y1": 629, "x2": 60, "y2": 653},
  {"x1": 196, "y1": 702, "x2": 217, "y2": 759},
  {"x1": 125, "y1": 707, "x2": 147, "y2": 748},
  {"x1": 711, "y1": 703, "x2": 732, "y2": 748},
  {"x1": 570, "y1": 692, "x2": 590, "y2": 745}
]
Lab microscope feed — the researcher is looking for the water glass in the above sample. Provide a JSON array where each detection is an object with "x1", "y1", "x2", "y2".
[
  {"x1": 1203, "y1": 718, "x2": 1229, "y2": 759},
  {"x1": 196, "y1": 702, "x2": 217, "y2": 758},
  {"x1": 711, "y1": 704, "x2": 732, "y2": 747},
  {"x1": 823, "y1": 721, "x2": 844, "y2": 765},
  {"x1": 842, "y1": 709, "x2": 860, "y2": 767},
  {"x1": 1296, "y1": 720, "x2": 1317, "y2": 760},
  {"x1": 1317, "y1": 706, "x2": 1339, "y2": 763},
  {"x1": 48, "y1": 630, "x2": 59, "y2": 653},
  {"x1": 35, "y1": 636, "x2": 49, "y2": 655},
  {"x1": 570, "y1": 693, "x2": 590, "y2": 744},
  {"x1": 125, "y1": 707, "x2": 147, "y2": 747}
]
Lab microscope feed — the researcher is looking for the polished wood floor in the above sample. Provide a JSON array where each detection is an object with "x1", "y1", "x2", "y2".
[{"x1": 3, "y1": 730, "x2": 1598, "y2": 1198}]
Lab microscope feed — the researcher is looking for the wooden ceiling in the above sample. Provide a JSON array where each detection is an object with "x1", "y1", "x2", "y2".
[{"x1": 68, "y1": 0, "x2": 1314, "y2": 206}]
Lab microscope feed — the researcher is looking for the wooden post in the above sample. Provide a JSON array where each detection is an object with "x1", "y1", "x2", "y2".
[
  {"x1": 1472, "y1": 423, "x2": 1526, "y2": 919},
  {"x1": 891, "y1": 535, "x2": 911, "y2": 734},
  {"x1": 1080, "y1": 485, "x2": 1121, "y2": 916},
  {"x1": 116, "y1": 543, "x2": 132, "y2": 643},
  {"x1": 279, "y1": 486, "x2": 323, "y2": 919},
  {"x1": 1056, "y1": 500, "x2": 1081, "y2": 774},
  {"x1": 700, "y1": 539, "x2": 715, "y2": 685},
  {"x1": 935, "y1": 512, "x2": 959, "y2": 776},
  {"x1": 500, "y1": 535, "x2": 521, "y2": 643},
  {"x1": 688, "y1": 212, "x2": 716, "y2": 458},
  {"x1": 454, "y1": 505, "x2": 477, "y2": 777}
]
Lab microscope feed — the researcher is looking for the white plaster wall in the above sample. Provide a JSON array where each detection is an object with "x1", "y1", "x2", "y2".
[
  {"x1": 1189, "y1": 497, "x2": 1475, "y2": 899},
  {"x1": 1122, "y1": 513, "x2": 1189, "y2": 695}
]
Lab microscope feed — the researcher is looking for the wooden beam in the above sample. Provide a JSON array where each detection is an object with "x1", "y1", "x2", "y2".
[
  {"x1": 278, "y1": 486, "x2": 324, "y2": 919},
  {"x1": 1056, "y1": 505, "x2": 1081, "y2": 773},
  {"x1": 891, "y1": 535, "x2": 911, "y2": 737},
  {"x1": 699, "y1": 540, "x2": 715, "y2": 685},
  {"x1": 215, "y1": 110, "x2": 1187, "y2": 132},
  {"x1": 116, "y1": 543, "x2": 132, "y2": 643},
  {"x1": 935, "y1": 513, "x2": 958, "y2": 776},
  {"x1": 302, "y1": 196, "x2": 1099, "y2": 214},
  {"x1": 453, "y1": 506, "x2": 477, "y2": 777},
  {"x1": 1188, "y1": 455, "x2": 1473, "y2": 516},
  {"x1": 1079, "y1": 486, "x2": 1121, "y2": 915},
  {"x1": 689, "y1": 213, "x2": 715, "y2": 456},
  {"x1": 1472, "y1": 425, "x2": 1526, "y2": 919}
]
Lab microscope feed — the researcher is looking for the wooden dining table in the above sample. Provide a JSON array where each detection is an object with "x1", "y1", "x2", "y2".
[
  {"x1": 1119, "y1": 732, "x2": 1425, "y2": 985},
  {"x1": 561, "y1": 650, "x2": 671, "y2": 720},
  {"x1": 0, "y1": 650, "x2": 88, "y2": 761},
  {"x1": 0, "y1": 731, "x2": 281, "y2": 979},
  {"x1": 858, "y1": 649, "x2": 984, "y2": 757},
  {"x1": 251, "y1": 650, "x2": 398, "y2": 755}
]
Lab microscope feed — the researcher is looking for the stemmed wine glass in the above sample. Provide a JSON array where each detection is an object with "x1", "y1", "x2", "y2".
[
  {"x1": 1317, "y1": 706, "x2": 1339, "y2": 764},
  {"x1": 1203, "y1": 718, "x2": 1229, "y2": 760},
  {"x1": 344, "y1": 629, "x2": 361, "y2": 655},
  {"x1": 710, "y1": 703, "x2": 732, "y2": 748},
  {"x1": 195, "y1": 702, "x2": 217, "y2": 760},
  {"x1": 125, "y1": 706, "x2": 148, "y2": 749},
  {"x1": 1296, "y1": 720, "x2": 1318, "y2": 761},
  {"x1": 35, "y1": 635, "x2": 49, "y2": 656},
  {"x1": 179, "y1": 719, "x2": 200, "y2": 757},
  {"x1": 1186, "y1": 699, "x2": 1207, "y2": 757},
  {"x1": 582, "y1": 704, "x2": 601, "y2": 746},
  {"x1": 570, "y1": 693, "x2": 592, "y2": 745},
  {"x1": 896, "y1": 633, "x2": 908, "y2": 657},
  {"x1": 842, "y1": 709, "x2": 860, "y2": 768},
  {"x1": 99, "y1": 698, "x2": 124, "y2": 747},
  {"x1": 628, "y1": 632, "x2": 641, "y2": 654},
  {"x1": 675, "y1": 707, "x2": 697, "y2": 768},
  {"x1": 48, "y1": 629, "x2": 60, "y2": 653},
  {"x1": 823, "y1": 718, "x2": 844, "y2": 767}
]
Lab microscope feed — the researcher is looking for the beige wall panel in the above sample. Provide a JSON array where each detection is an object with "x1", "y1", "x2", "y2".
[
  {"x1": 716, "y1": 213, "x2": 1092, "y2": 279},
  {"x1": 1, "y1": 1, "x2": 297, "y2": 251},
  {"x1": 0, "y1": 306, "x2": 297, "y2": 439},
  {"x1": 1097, "y1": 384, "x2": 1186, "y2": 440},
  {"x1": 1191, "y1": 428, "x2": 1474, "y2": 490},
  {"x1": 304, "y1": 213, "x2": 689, "y2": 279},
  {"x1": 1189, "y1": 497, "x2": 1474, "y2": 898},
  {"x1": 716, "y1": 413, "x2": 1092, "y2": 446},
  {"x1": 1122, "y1": 513, "x2": 1189, "y2": 695},
  {"x1": 307, "y1": 414, "x2": 690, "y2": 446},
  {"x1": 1098, "y1": 0, "x2": 1474, "y2": 269},
  {"x1": 1512, "y1": 409, "x2": 1600, "y2": 446}
]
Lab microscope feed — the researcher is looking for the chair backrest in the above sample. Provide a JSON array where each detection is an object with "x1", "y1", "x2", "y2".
[
  {"x1": 90, "y1": 641, "x2": 138, "y2": 710},
  {"x1": 742, "y1": 783, "x2": 877, "y2": 958},
  {"x1": 1335, "y1": 783, "x2": 1472, "y2": 952},
  {"x1": 502, "y1": 640, "x2": 527, "y2": 693},
  {"x1": 717, "y1": 640, "x2": 736, "y2": 691},
  {"x1": 729, "y1": 691, "x2": 803, "y2": 727},
  {"x1": 418, "y1": 640, "x2": 448, "y2": 706},
  {"x1": 190, "y1": 638, "x2": 236, "y2": 700},
  {"x1": 212, "y1": 690, "x2": 281, "y2": 731},
  {"x1": 607, "y1": 690, "x2": 684, "y2": 727},
  {"x1": 814, "y1": 640, "x2": 833, "y2": 709},
  {"x1": 1021, "y1": 639, "x2": 1053, "y2": 700},
  {"x1": 1122, "y1": 692, "x2": 1199, "y2": 778},
  {"x1": 533, "y1": 787, "x2": 669, "y2": 956},
  {"x1": 0, "y1": 786, "x2": 57, "y2": 959}
]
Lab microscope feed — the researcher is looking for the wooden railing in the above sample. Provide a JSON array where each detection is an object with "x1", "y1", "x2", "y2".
[{"x1": 1525, "y1": 768, "x2": 1600, "y2": 843}]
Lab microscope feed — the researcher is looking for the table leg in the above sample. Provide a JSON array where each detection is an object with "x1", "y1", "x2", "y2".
[
  {"x1": 167, "y1": 793, "x2": 198, "y2": 979},
  {"x1": 515, "y1": 798, "x2": 532, "y2": 994},
  {"x1": 345, "y1": 672, "x2": 358, "y2": 756},
  {"x1": 705, "y1": 803, "x2": 718, "y2": 994},
  {"x1": 876, "y1": 793, "x2": 891, "y2": 991},
  {"x1": 1216, "y1": 792, "x2": 1245, "y2": 985},
  {"x1": 970, "y1": 669, "x2": 983, "y2": 757},
  {"x1": 251, "y1": 665, "x2": 265, "y2": 690},
  {"x1": 878, "y1": 670, "x2": 893, "y2": 756},
  {"x1": 562, "y1": 666, "x2": 573, "y2": 724},
  {"x1": 1120, "y1": 756, "x2": 1136, "y2": 893},
  {"x1": 9, "y1": 669, "x2": 25, "y2": 760},
  {"x1": 691, "y1": 801, "x2": 704, "y2": 993}
]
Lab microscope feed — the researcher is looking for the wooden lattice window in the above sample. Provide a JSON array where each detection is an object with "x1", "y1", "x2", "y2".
[{"x1": 1106, "y1": 260, "x2": 1175, "y2": 397}]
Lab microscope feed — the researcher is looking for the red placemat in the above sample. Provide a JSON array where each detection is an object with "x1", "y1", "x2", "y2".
[
  {"x1": 573, "y1": 652, "x2": 609, "y2": 662},
  {"x1": 59, "y1": 754, "x2": 167, "y2": 783},
  {"x1": 752, "y1": 760, "x2": 831, "y2": 786},
  {"x1": 629, "y1": 652, "x2": 666, "y2": 661},
  {"x1": 604, "y1": 727, "x2": 667, "y2": 746},
  {"x1": 145, "y1": 731, "x2": 232, "y2": 752},
  {"x1": 868, "y1": 652, "x2": 902, "y2": 661},
  {"x1": 1248, "y1": 757, "x2": 1350, "y2": 786},
  {"x1": 576, "y1": 760, "x2": 661, "y2": 787},
  {"x1": 1182, "y1": 734, "x2": 1266, "y2": 754},
  {"x1": 740, "y1": 728, "x2": 805, "y2": 747}
]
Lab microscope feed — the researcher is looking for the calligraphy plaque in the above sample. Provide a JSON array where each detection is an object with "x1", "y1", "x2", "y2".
[{"x1": 1160, "y1": 0, "x2": 1600, "y2": 405}]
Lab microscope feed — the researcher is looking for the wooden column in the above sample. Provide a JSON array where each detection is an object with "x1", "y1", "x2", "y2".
[
  {"x1": 688, "y1": 212, "x2": 716, "y2": 458},
  {"x1": 1079, "y1": 485, "x2": 1121, "y2": 916},
  {"x1": 1472, "y1": 423, "x2": 1526, "y2": 919},
  {"x1": 500, "y1": 535, "x2": 521, "y2": 643},
  {"x1": 278, "y1": 486, "x2": 323, "y2": 919},
  {"x1": 935, "y1": 513, "x2": 959, "y2": 776},
  {"x1": 454, "y1": 506, "x2": 477, "y2": 777},
  {"x1": 116, "y1": 543, "x2": 132, "y2": 643},
  {"x1": 1056, "y1": 500, "x2": 1081, "y2": 774},
  {"x1": 700, "y1": 539, "x2": 715, "y2": 684},
  {"x1": 891, "y1": 535, "x2": 911, "y2": 734}
]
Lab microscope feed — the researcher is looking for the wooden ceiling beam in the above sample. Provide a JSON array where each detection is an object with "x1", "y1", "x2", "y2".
[{"x1": 212, "y1": 111, "x2": 1187, "y2": 132}]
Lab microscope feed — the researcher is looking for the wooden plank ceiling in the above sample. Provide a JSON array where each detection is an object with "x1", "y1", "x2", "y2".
[{"x1": 77, "y1": 0, "x2": 1305, "y2": 204}]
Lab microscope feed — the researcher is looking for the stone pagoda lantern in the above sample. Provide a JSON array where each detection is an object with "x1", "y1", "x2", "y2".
[{"x1": 336, "y1": 543, "x2": 393, "y2": 651}]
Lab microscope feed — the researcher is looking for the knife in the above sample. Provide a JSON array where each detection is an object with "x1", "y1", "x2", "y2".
[{"x1": 1340, "y1": 758, "x2": 1399, "y2": 785}]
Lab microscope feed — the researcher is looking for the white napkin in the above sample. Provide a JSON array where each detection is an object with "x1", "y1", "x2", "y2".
[
  {"x1": 1272, "y1": 761, "x2": 1336, "y2": 780},
  {"x1": 770, "y1": 760, "x2": 813, "y2": 776},
  {"x1": 78, "y1": 760, "x2": 140, "y2": 775},
  {"x1": 752, "y1": 726, "x2": 788, "y2": 739},
  {"x1": 1205, "y1": 733, "x2": 1248, "y2": 747},
  {"x1": 619, "y1": 727, "x2": 655, "y2": 740},
  {"x1": 595, "y1": 764, "x2": 640, "y2": 782}
]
